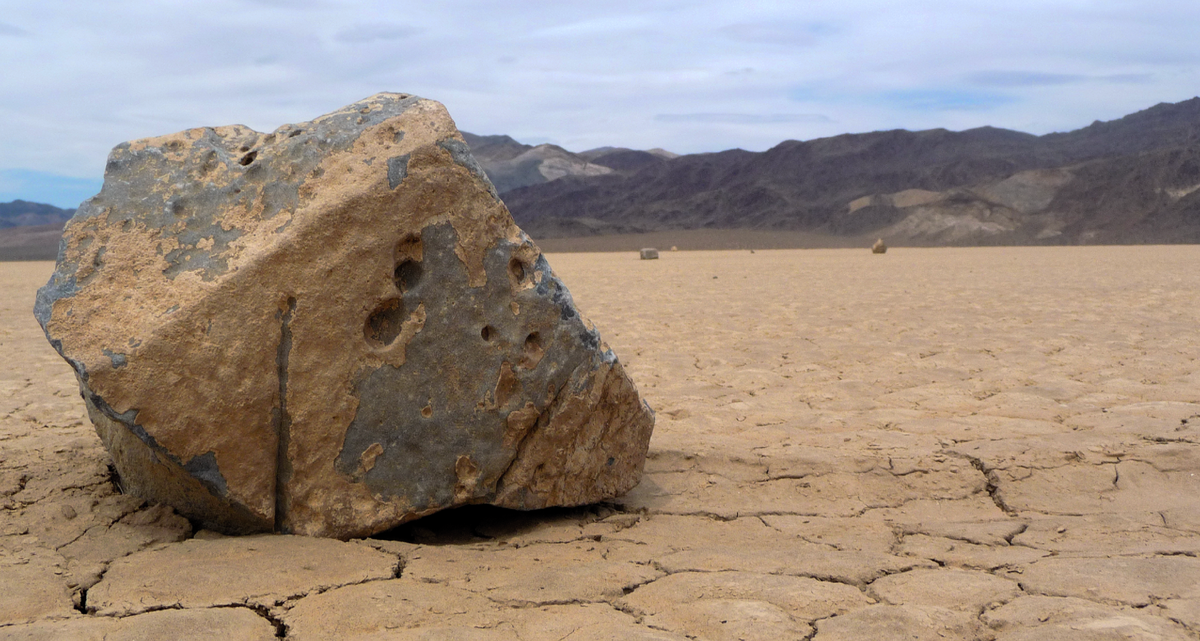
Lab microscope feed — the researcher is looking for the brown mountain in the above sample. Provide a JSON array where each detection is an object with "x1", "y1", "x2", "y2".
[
  {"x1": 459, "y1": 132, "x2": 614, "y2": 194},
  {"x1": 495, "y1": 98, "x2": 1200, "y2": 245},
  {"x1": 0, "y1": 201, "x2": 73, "y2": 260},
  {"x1": 0, "y1": 200, "x2": 73, "y2": 228}
]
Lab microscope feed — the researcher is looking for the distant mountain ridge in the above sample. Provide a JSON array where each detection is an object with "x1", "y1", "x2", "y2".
[
  {"x1": 481, "y1": 97, "x2": 1200, "y2": 245},
  {"x1": 0, "y1": 200, "x2": 73, "y2": 228},
  {"x1": 459, "y1": 132, "x2": 680, "y2": 195},
  {"x1": 5, "y1": 101, "x2": 1200, "y2": 261}
]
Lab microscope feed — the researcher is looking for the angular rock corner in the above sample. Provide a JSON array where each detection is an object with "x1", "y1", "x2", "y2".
[{"x1": 33, "y1": 92, "x2": 655, "y2": 539}]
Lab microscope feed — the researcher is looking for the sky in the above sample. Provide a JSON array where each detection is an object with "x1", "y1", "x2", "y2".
[{"x1": 2, "y1": 0, "x2": 1199, "y2": 208}]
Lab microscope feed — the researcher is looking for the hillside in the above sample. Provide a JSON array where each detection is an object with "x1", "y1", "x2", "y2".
[
  {"x1": 0, "y1": 200, "x2": 73, "y2": 229},
  {"x1": 493, "y1": 98, "x2": 1200, "y2": 245}
]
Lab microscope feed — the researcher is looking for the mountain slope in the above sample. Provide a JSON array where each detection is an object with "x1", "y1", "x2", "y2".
[
  {"x1": 459, "y1": 132, "x2": 614, "y2": 193},
  {"x1": 500, "y1": 97, "x2": 1200, "y2": 245},
  {"x1": 0, "y1": 200, "x2": 73, "y2": 228}
]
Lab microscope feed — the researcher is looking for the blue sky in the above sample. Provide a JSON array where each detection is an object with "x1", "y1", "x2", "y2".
[{"x1": 2, "y1": 0, "x2": 1199, "y2": 208}]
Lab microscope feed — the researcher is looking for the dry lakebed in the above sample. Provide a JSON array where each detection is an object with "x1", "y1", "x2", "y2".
[{"x1": 2, "y1": 245, "x2": 1200, "y2": 640}]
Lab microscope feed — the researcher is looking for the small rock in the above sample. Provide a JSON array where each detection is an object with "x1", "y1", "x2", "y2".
[
  {"x1": 60, "y1": 505, "x2": 77, "y2": 520},
  {"x1": 640, "y1": 247, "x2": 660, "y2": 260},
  {"x1": 670, "y1": 246, "x2": 678, "y2": 251},
  {"x1": 872, "y1": 238, "x2": 888, "y2": 254}
]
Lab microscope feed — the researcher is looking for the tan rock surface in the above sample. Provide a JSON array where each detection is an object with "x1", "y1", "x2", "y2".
[
  {"x1": 34, "y1": 93, "x2": 654, "y2": 538},
  {"x1": 4, "y1": 245, "x2": 1200, "y2": 638}
]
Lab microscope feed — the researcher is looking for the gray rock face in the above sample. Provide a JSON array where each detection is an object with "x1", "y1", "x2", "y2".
[
  {"x1": 640, "y1": 248, "x2": 659, "y2": 260},
  {"x1": 34, "y1": 92, "x2": 655, "y2": 538}
]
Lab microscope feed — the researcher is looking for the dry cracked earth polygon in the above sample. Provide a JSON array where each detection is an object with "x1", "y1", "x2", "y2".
[{"x1": 3, "y1": 246, "x2": 1199, "y2": 640}]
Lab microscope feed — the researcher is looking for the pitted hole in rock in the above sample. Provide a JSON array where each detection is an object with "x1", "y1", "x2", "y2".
[
  {"x1": 509, "y1": 257, "x2": 527, "y2": 284},
  {"x1": 394, "y1": 259, "x2": 422, "y2": 292},
  {"x1": 520, "y1": 331, "x2": 545, "y2": 369},
  {"x1": 393, "y1": 234, "x2": 423, "y2": 292},
  {"x1": 481, "y1": 325, "x2": 496, "y2": 342},
  {"x1": 239, "y1": 150, "x2": 258, "y2": 166},
  {"x1": 365, "y1": 298, "x2": 405, "y2": 347}
]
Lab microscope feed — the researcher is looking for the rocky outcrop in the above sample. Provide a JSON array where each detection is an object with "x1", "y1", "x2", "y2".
[{"x1": 34, "y1": 93, "x2": 655, "y2": 539}]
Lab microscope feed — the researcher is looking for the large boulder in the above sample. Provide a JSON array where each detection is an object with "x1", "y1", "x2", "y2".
[{"x1": 34, "y1": 93, "x2": 655, "y2": 539}]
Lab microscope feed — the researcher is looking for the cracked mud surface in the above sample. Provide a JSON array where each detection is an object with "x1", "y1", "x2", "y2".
[{"x1": 3, "y1": 246, "x2": 1200, "y2": 640}]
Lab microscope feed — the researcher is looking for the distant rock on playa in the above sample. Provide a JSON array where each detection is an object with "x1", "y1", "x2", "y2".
[
  {"x1": 872, "y1": 239, "x2": 888, "y2": 254},
  {"x1": 34, "y1": 93, "x2": 655, "y2": 539},
  {"x1": 640, "y1": 248, "x2": 659, "y2": 260}
]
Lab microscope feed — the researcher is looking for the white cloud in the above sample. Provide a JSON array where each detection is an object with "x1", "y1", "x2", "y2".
[
  {"x1": 655, "y1": 113, "x2": 831, "y2": 124},
  {"x1": 334, "y1": 24, "x2": 423, "y2": 44},
  {"x1": 0, "y1": 22, "x2": 29, "y2": 36},
  {"x1": 2, "y1": 0, "x2": 1200, "y2": 205}
]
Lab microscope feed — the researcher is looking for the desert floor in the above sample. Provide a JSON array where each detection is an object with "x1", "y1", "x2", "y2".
[{"x1": 2, "y1": 246, "x2": 1200, "y2": 640}]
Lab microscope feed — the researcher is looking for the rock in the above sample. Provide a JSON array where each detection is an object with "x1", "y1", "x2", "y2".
[
  {"x1": 34, "y1": 92, "x2": 655, "y2": 538},
  {"x1": 640, "y1": 248, "x2": 659, "y2": 260},
  {"x1": 872, "y1": 238, "x2": 887, "y2": 254}
]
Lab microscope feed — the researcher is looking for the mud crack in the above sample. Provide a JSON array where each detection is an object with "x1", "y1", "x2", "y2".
[
  {"x1": 963, "y1": 456, "x2": 1016, "y2": 515},
  {"x1": 218, "y1": 603, "x2": 288, "y2": 638}
]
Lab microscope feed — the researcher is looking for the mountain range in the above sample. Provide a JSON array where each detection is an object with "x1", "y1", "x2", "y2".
[
  {"x1": 480, "y1": 97, "x2": 1200, "y2": 245},
  {"x1": 3, "y1": 98, "x2": 1199, "y2": 260}
]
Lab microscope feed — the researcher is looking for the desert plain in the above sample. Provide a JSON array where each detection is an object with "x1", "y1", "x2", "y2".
[{"x1": 2, "y1": 244, "x2": 1200, "y2": 640}]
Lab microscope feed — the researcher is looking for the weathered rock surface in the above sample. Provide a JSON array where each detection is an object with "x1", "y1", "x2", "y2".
[{"x1": 33, "y1": 92, "x2": 654, "y2": 538}]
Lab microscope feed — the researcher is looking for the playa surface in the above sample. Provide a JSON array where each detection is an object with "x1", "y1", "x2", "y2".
[{"x1": 2, "y1": 246, "x2": 1199, "y2": 640}]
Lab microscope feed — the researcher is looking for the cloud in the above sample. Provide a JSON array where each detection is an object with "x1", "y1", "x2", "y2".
[
  {"x1": 720, "y1": 22, "x2": 829, "y2": 47},
  {"x1": 655, "y1": 113, "x2": 831, "y2": 124},
  {"x1": 883, "y1": 89, "x2": 1017, "y2": 112},
  {"x1": 532, "y1": 15, "x2": 656, "y2": 38},
  {"x1": 1100, "y1": 73, "x2": 1154, "y2": 83},
  {"x1": 1, "y1": 0, "x2": 1199, "y2": 195},
  {"x1": 334, "y1": 23, "x2": 423, "y2": 44},
  {"x1": 966, "y1": 71, "x2": 1154, "y2": 87},
  {"x1": 966, "y1": 71, "x2": 1085, "y2": 87},
  {"x1": 0, "y1": 22, "x2": 28, "y2": 36}
]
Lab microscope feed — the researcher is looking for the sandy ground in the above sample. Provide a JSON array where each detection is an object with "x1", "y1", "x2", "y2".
[{"x1": 2, "y1": 246, "x2": 1200, "y2": 640}]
